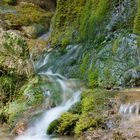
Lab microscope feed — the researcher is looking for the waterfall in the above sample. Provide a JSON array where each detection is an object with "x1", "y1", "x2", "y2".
[
  {"x1": 119, "y1": 102, "x2": 140, "y2": 116},
  {"x1": 15, "y1": 54, "x2": 81, "y2": 140}
]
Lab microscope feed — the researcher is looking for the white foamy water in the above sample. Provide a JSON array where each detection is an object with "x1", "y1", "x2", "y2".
[
  {"x1": 15, "y1": 91, "x2": 80, "y2": 140},
  {"x1": 119, "y1": 102, "x2": 140, "y2": 116},
  {"x1": 15, "y1": 54, "x2": 81, "y2": 140}
]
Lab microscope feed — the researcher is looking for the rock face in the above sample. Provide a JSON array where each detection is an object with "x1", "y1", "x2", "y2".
[
  {"x1": 0, "y1": 28, "x2": 33, "y2": 76},
  {"x1": 0, "y1": 0, "x2": 53, "y2": 127},
  {"x1": 12, "y1": 121, "x2": 28, "y2": 136},
  {"x1": 0, "y1": 2, "x2": 53, "y2": 31},
  {"x1": 49, "y1": 0, "x2": 140, "y2": 88},
  {"x1": 0, "y1": 28, "x2": 35, "y2": 126},
  {"x1": 0, "y1": 0, "x2": 140, "y2": 138}
]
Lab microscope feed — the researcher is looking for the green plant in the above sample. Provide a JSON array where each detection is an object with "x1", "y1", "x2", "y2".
[
  {"x1": 81, "y1": 90, "x2": 95, "y2": 114},
  {"x1": 88, "y1": 67, "x2": 99, "y2": 88},
  {"x1": 133, "y1": 0, "x2": 140, "y2": 34},
  {"x1": 80, "y1": 54, "x2": 89, "y2": 77},
  {"x1": 47, "y1": 112, "x2": 79, "y2": 135},
  {"x1": 79, "y1": 0, "x2": 109, "y2": 41},
  {"x1": 75, "y1": 114, "x2": 102, "y2": 136},
  {"x1": 47, "y1": 119, "x2": 60, "y2": 134},
  {"x1": 2, "y1": 3, "x2": 52, "y2": 28},
  {"x1": 69, "y1": 101, "x2": 82, "y2": 115},
  {"x1": 57, "y1": 112, "x2": 79, "y2": 135}
]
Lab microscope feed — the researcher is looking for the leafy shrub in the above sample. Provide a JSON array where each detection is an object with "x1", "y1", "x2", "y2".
[
  {"x1": 47, "y1": 112, "x2": 79, "y2": 135},
  {"x1": 57, "y1": 112, "x2": 79, "y2": 135},
  {"x1": 75, "y1": 114, "x2": 103, "y2": 135}
]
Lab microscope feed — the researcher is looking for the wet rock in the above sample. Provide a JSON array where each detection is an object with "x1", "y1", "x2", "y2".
[
  {"x1": 22, "y1": 24, "x2": 47, "y2": 39},
  {"x1": 27, "y1": 35, "x2": 49, "y2": 60},
  {"x1": 12, "y1": 121, "x2": 28, "y2": 136},
  {"x1": 1, "y1": 2, "x2": 53, "y2": 30}
]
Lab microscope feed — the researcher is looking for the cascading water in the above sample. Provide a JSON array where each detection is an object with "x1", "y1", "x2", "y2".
[
  {"x1": 15, "y1": 53, "x2": 81, "y2": 140},
  {"x1": 119, "y1": 102, "x2": 140, "y2": 116}
]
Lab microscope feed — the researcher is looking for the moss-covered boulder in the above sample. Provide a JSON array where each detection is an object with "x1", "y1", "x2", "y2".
[
  {"x1": 47, "y1": 112, "x2": 79, "y2": 135},
  {"x1": 0, "y1": 28, "x2": 33, "y2": 76},
  {"x1": 3, "y1": 76, "x2": 45, "y2": 127},
  {"x1": 0, "y1": 2, "x2": 53, "y2": 30},
  {"x1": 47, "y1": 89, "x2": 116, "y2": 136},
  {"x1": 17, "y1": 0, "x2": 56, "y2": 11},
  {"x1": 22, "y1": 24, "x2": 46, "y2": 39},
  {"x1": 0, "y1": 28, "x2": 34, "y2": 126}
]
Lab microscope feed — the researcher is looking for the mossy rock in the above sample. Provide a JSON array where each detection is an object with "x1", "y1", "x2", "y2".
[
  {"x1": 68, "y1": 101, "x2": 82, "y2": 115},
  {"x1": 3, "y1": 76, "x2": 45, "y2": 126},
  {"x1": 51, "y1": 0, "x2": 86, "y2": 46},
  {"x1": 17, "y1": 0, "x2": 56, "y2": 11},
  {"x1": 51, "y1": 0, "x2": 109, "y2": 46},
  {"x1": 22, "y1": 24, "x2": 47, "y2": 39},
  {"x1": 0, "y1": 29, "x2": 33, "y2": 77},
  {"x1": 27, "y1": 38, "x2": 49, "y2": 60},
  {"x1": 47, "y1": 112, "x2": 79, "y2": 135},
  {"x1": 3, "y1": 0, "x2": 17, "y2": 5},
  {"x1": 1, "y1": 2, "x2": 53, "y2": 29},
  {"x1": 74, "y1": 114, "x2": 103, "y2": 136},
  {"x1": 47, "y1": 89, "x2": 116, "y2": 136},
  {"x1": 47, "y1": 119, "x2": 60, "y2": 135}
]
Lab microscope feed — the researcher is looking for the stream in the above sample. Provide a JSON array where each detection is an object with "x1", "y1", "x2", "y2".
[{"x1": 15, "y1": 53, "x2": 81, "y2": 140}]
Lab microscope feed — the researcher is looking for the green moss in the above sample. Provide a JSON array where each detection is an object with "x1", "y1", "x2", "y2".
[
  {"x1": 102, "y1": 67, "x2": 115, "y2": 88},
  {"x1": 137, "y1": 37, "x2": 140, "y2": 49},
  {"x1": 135, "y1": 65, "x2": 140, "y2": 72},
  {"x1": 88, "y1": 67, "x2": 99, "y2": 88},
  {"x1": 74, "y1": 89, "x2": 116, "y2": 135},
  {"x1": 81, "y1": 90, "x2": 94, "y2": 114},
  {"x1": 3, "y1": 0, "x2": 17, "y2": 5},
  {"x1": 57, "y1": 112, "x2": 79, "y2": 135},
  {"x1": 81, "y1": 89, "x2": 116, "y2": 114},
  {"x1": 74, "y1": 114, "x2": 102, "y2": 136},
  {"x1": 69, "y1": 101, "x2": 82, "y2": 115},
  {"x1": 47, "y1": 119, "x2": 60, "y2": 134},
  {"x1": 133, "y1": 0, "x2": 140, "y2": 34},
  {"x1": 51, "y1": 0, "x2": 109, "y2": 46},
  {"x1": 2, "y1": 3, "x2": 53, "y2": 28},
  {"x1": 112, "y1": 38, "x2": 120, "y2": 55},
  {"x1": 0, "y1": 75, "x2": 18, "y2": 106},
  {"x1": 1, "y1": 31, "x2": 28, "y2": 58},
  {"x1": 47, "y1": 112, "x2": 79, "y2": 135},
  {"x1": 47, "y1": 89, "x2": 117, "y2": 136},
  {"x1": 3, "y1": 76, "x2": 45, "y2": 125},
  {"x1": 51, "y1": 0, "x2": 86, "y2": 46},
  {"x1": 80, "y1": 54, "x2": 89, "y2": 77}
]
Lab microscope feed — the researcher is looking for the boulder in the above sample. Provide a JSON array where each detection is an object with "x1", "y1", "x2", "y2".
[
  {"x1": 22, "y1": 24, "x2": 47, "y2": 39},
  {"x1": 0, "y1": 28, "x2": 33, "y2": 77},
  {"x1": 17, "y1": 0, "x2": 56, "y2": 11}
]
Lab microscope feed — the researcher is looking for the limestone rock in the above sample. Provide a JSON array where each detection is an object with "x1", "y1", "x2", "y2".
[{"x1": 22, "y1": 24, "x2": 47, "y2": 39}]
